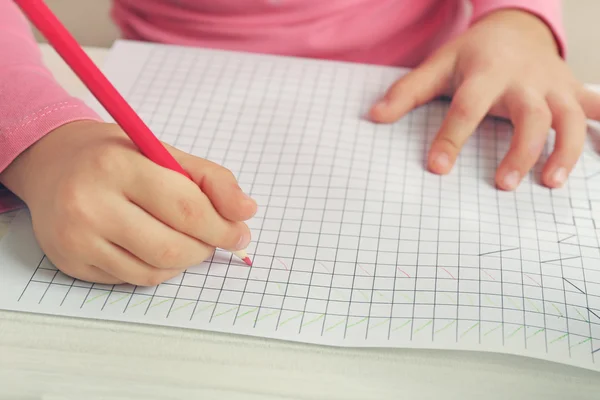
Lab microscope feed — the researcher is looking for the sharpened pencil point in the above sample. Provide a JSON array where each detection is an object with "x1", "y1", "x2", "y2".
[{"x1": 243, "y1": 257, "x2": 253, "y2": 266}]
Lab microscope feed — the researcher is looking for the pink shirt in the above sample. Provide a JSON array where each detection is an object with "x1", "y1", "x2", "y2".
[{"x1": 0, "y1": 0, "x2": 565, "y2": 212}]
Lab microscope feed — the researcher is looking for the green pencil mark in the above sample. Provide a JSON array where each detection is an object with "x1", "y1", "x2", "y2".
[
  {"x1": 347, "y1": 317, "x2": 368, "y2": 329},
  {"x1": 435, "y1": 320, "x2": 456, "y2": 334},
  {"x1": 392, "y1": 319, "x2": 412, "y2": 332},
  {"x1": 484, "y1": 324, "x2": 502, "y2": 336},
  {"x1": 508, "y1": 297, "x2": 521, "y2": 310},
  {"x1": 325, "y1": 318, "x2": 347, "y2": 332},
  {"x1": 277, "y1": 283, "x2": 284, "y2": 293},
  {"x1": 396, "y1": 292, "x2": 412, "y2": 302},
  {"x1": 443, "y1": 293, "x2": 455, "y2": 304},
  {"x1": 550, "y1": 333, "x2": 569, "y2": 344},
  {"x1": 109, "y1": 293, "x2": 130, "y2": 305},
  {"x1": 358, "y1": 290, "x2": 370, "y2": 301},
  {"x1": 172, "y1": 301, "x2": 194, "y2": 312},
  {"x1": 84, "y1": 291, "x2": 109, "y2": 304},
  {"x1": 237, "y1": 307, "x2": 258, "y2": 319},
  {"x1": 527, "y1": 299, "x2": 541, "y2": 313},
  {"x1": 570, "y1": 337, "x2": 592, "y2": 349},
  {"x1": 150, "y1": 298, "x2": 170, "y2": 308},
  {"x1": 370, "y1": 318, "x2": 390, "y2": 330},
  {"x1": 257, "y1": 310, "x2": 279, "y2": 322},
  {"x1": 130, "y1": 297, "x2": 151, "y2": 308},
  {"x1": 193, "y1": 303, "x2": 216, "y2": 315},
  {"x1": 214, "y1": 305, "x2": 238, "y2": 318},
  {"x1": 507, "y1": 325, "x2": 523, "y2": 339},
  {"x1": 550, "y1": 303, "x2": 564, "y2": 318},
  {"x1": 527, "y1": 328, "x2": 545, "y2": 339},
  {"x1": 484, "y1": 295, "x2": 497, "y2": 306},
  {"x1": 279, "y1": 312, "x2": 303, "y2": 327},
  {"x1": 576, "y1": 308, "x2": 589, "y2": 322},
  {"x1": 414, "y1": 320, "x2": 432, "y2": 334},
  {"x1": 461, "y1": 322, "x2": 479, "y2": 338},
  {"x1": 467, "y1": 294, "x2": 475, "y2": 306},
  {"x1": 302, "y1": 314, "x2": 324, "y2": 327},
  {"x1": 376, "y1": 291, "x2": 392, "y2": 302}
]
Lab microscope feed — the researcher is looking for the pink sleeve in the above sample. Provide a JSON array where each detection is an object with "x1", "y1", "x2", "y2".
[
  {"x1": 0, "y1": 0, "x2": 102, "y2": 213},
  {"x1": 470, "y1": 0, "x2": 566, "y2": 57}
]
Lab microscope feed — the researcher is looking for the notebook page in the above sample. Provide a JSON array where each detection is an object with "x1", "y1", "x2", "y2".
[{"x1": 1, "y1": 40, "x2": 600, "y2": 372}]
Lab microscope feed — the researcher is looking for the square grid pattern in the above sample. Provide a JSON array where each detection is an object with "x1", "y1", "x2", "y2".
[{"x1": 11, "y1": 43, "x2": 600, "y2": 370}]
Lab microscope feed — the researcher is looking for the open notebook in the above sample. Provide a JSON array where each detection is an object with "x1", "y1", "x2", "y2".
[{"x1": 1, "y1": 40, "x2": 600, "y2": 373}]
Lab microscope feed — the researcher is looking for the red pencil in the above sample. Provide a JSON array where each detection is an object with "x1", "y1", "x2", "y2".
[{"x1": 14, "y1": 0, "x2": 252, "y2": 267}]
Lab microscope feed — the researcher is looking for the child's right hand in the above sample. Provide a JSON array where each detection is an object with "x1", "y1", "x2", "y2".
[{"x1": 0, "y1": 120, "x2": 257, "y2": 286}]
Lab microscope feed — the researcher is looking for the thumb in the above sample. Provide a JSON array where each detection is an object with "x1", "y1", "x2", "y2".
[
  {"x1": 165, "y1": 143, "x2": 257, "y2": 222},
  {"x1": 369, "y1": 52, "x2": 455, "y2": 123}
]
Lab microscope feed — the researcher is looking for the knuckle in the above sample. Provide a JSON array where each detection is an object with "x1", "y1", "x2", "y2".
[
  {"x1": 176, "y1": 197, "x2": 202, "y2": 222},
  {"x1": 523, "y1": 102, "x2": 551, "y2": 122},
  {"x1": 450, "y1": 97, "x2": 476, "y2": 122},
  {"x1": 56, "y1": 180, "x2": 96, "y2": 226},
  {"x1": 89, "y1": 145, "x2": 125, "y2": 175},
  {"x1": 436, "y1": 136, "x2": 461, "y2": 152},
  {"x1": 155, "y1": 244, "x2": 183, "y2": 269}
]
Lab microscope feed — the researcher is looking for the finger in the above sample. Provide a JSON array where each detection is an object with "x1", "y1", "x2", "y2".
[
  {"x1": 165, "y1": 143, "x2": 257, "y2": 222},
  {"x1": 52, "y1": 257, "x2": 124, "y2": 285},
  {"x1": 542, "y1": 91, "x2": 587, "y2": 188},
  {"x1": 428, "y1": 75, "x2": 505, "y2": 174},
  {"x1": 126, "y1": 161, "x2": 251, "y2": 252},
  {"x1": 369, "y1": 52, "x2": 455, "y2": 123},
  {"x1": 106, "y1": 201, "x2": 216, "y2": 270},
  {"x1": 93, "y1": 240, "x2": 186, "y2": 287},
  {"x1": 495, "y1": 88, "x2": 551, "y2": 190},
  {"x1": 577, "y1": 87, "x2": 600, "y2": 121}
]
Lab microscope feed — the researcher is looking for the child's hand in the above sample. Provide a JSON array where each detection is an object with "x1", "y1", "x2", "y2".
[
  {"x1": 370, "y1": 9, "x2": 600, "y2": 190},
  {"x1": 0, "y1": 120, "x2": 257, "y2": 285}
]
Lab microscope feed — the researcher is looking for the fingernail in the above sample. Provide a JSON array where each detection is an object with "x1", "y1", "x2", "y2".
[
  {"x1": 431, "y1": 152, "x2": 450, "y2": 170},
  {"x1": 236, "y1": 232, "x2": 251, "y2": 250},
  {"x1": 551, "y1": 167, "x2": 567, "y2": 187},
  {"x1": 503, "y1": 170, "x2": 520, "y2": 190}
]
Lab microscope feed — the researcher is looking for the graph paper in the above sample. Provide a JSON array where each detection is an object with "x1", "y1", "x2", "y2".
[{"x1": 1, "y1": 40, "x2": 600, "y2": 372}]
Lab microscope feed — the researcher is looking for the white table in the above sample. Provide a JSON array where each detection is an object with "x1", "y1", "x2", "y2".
[{"x1": 1, "y1": 44, "x2": 599, "y2": 400}]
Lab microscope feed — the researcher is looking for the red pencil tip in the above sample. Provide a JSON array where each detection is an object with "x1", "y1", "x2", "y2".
[{"x1": 242, "y1": 256, "x2": 253, "y2": 266}]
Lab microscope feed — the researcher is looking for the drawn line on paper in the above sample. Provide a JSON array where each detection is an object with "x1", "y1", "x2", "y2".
[
  {"x1": 482, "y1": 270, "x2": 496, "y2": 281},
  {"x1": 84, "y1": 292, "x2": 109, "y2": 304},
  {"x1": 558, "y1": 234, "x2": 576, "y2": 243},
  {"x1": 550, "y1": 303, "x2": 564, "y2": 318},
  {"x1": 171, "y1": 301, "x2": 195, "y2": 312},
  {"x1": 550, "y1": 333, "x2": 569, "y2": 344},
  {"x1": 542, "y1": 256, "x2": 581, "y2": 264},
  {"x1": 484, "y1": 324, "x2": 502, "y2": 336},
  {"x1": 371, "y1": 318, "x2": 390, "y2": 330},
  {"x1": 275, "y1": 258, "x2": 289, "y2": 271},
  {"x1": 508, "y1": 297, "x2": 521, "y2": 310},
  {"x1": 213, "y1": 305, "x2": 238, "y2": 318},
  {"x1": 576, "y1": 308, "x2": 589, "y2": 322},
  {"x1": 586, "y1": 308, "x2": 600, "y2": 321},
  {"x1": 438, "y1": 267, "x2": 456, "y2": 280},
  {"x1": 414, "y1": 320, "x2": 432, "y2": 335},
  {"x1": 592, "y1": 347, "x2": 600, "y2": 354},
  {"x1": 392, "y1": 320, "x2": 412, "y2": 332},
  {"x1": 461, "y1": 322, "x2": 479, "y2": 338},
  {"x1": 527, "y1": 299, "x2": 541, "y2": 313},
  {"x1": 193, "y1": 303, "x2": 216, "y2": 315},
  {"x1": 277, "y1": 283, "x2": 284, "y2": 293},
  {"x1": 317, "y1": 262, "x2": 331, "y2": 273},
  {"x1": 570, "y1": 337, "x2": 591, "y2": 349},
  {"x1": 302, "y1": 314, "x2": 324, "y2": 327},
  {"x1": 524, "y1": 274, "x2": 542, "y2": 287},
  {"x1": 358, "y1": 290, "x2": 370, "y2": 301},
  {"x1": 109, "y1": 294, "x2": 130, "y2": 305},
  {"x1": 507, "y1": 325, "x2": 523, "y2": 339},
  {"x1": 376, "y1": 291, "x2": 393, "y2": 302},
  {"x1": 563, "y1": 278, "x2": 586, "y2": 294},
  {"x1": 435, "y1": 320, "x2": 456, "y2": 334},
  {"x1": 257, "y1": 310, "x2": 279, "y2": 322},
  {"x1": 527, "y1": 328, "x2": 545, "y2": 339},
  {"x1": 443, "y1": 293, "x2": 456, "y2": 304},
  {"x1": 150, "y1": 298, "x2": 170, "y2": 309},
  {"x1": 237, "y1": 307, "x2": 258, "y2": 319},
  {"x1": 348, "y1": 317, "x2": 368, "y2": 329},
  {"x1": 129, "y1": 298, "x2": 151, "y2": 309},
  {"x1": 357, "y1": 264, "x2": 371, "y2": 276},
  {"x1": 325, "y1": 318, "x2": 347, "y2": 332},
  {"x1": 279, "y1": 312, "x2": 302, "y2": 327},
  {"x1": 467, "y1": 294, "x2": 475, "y2": 305},
  {"x1": 479, "y1": 247, "x2": 519, "y2": 256},
  {"x1": 484, "y1": 295, "x2": 497, "y2": 306},
  {"x1": 396, "y1": 267, "x2": 411, "y2": 278}
]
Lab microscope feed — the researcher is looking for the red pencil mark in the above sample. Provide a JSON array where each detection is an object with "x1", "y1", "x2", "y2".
[
  {"x1": 275, "y1": 258, "x2": 289, "y2": 271},
  {"x1": 357, "y1": 264, "x2": 372, "y2": 276},
  {"x1": 482, "y1": 270, "x2": 496, "y2": 281},
  {"x1": 438, "y1": 266, "x2": 456, "y2": 280},
  {"x1": 524, "y1": 274, "x2": 541, "y2": 287},
  {"x1": 396, "y1": 267, "x2": 410, "y2": 278}
]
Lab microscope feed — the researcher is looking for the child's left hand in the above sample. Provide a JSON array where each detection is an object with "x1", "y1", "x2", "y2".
[{"x1": 370, "y1": 9, "x2": 600, "y2": 190}]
